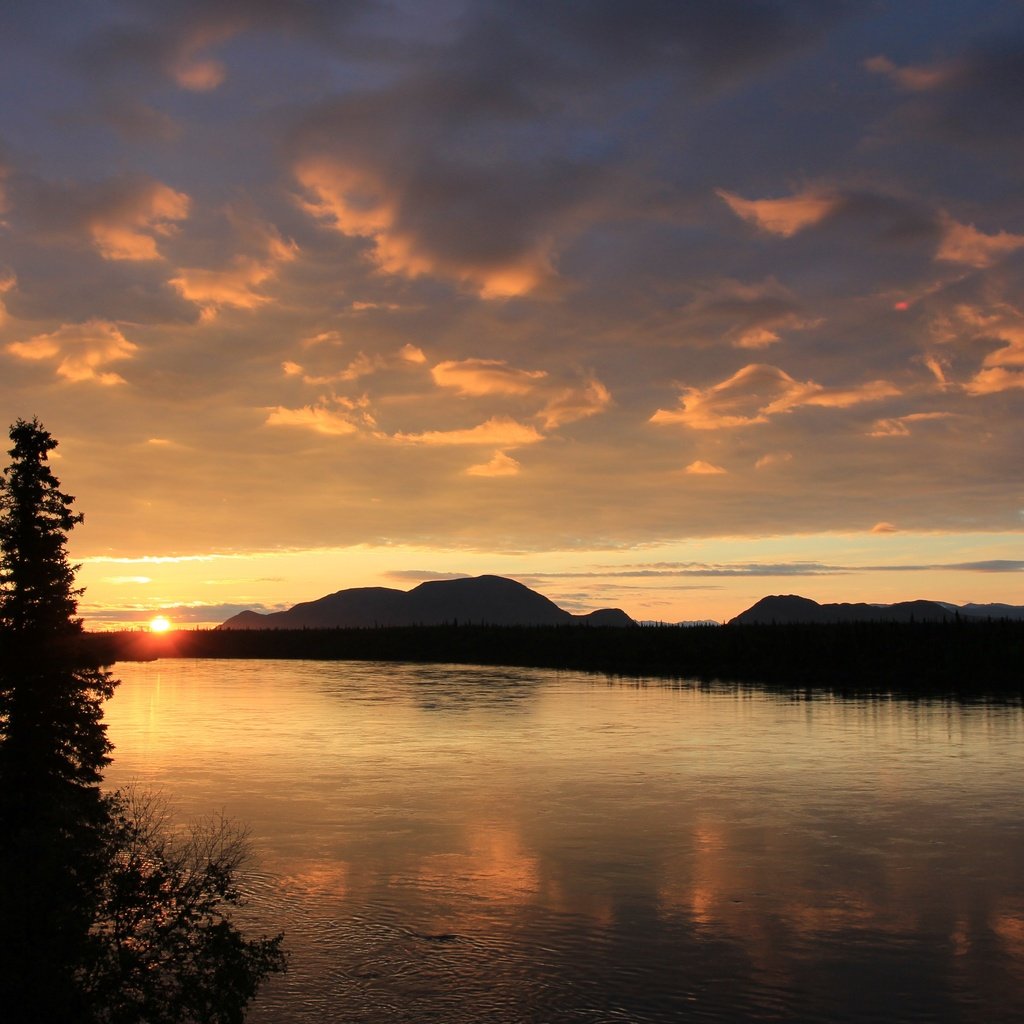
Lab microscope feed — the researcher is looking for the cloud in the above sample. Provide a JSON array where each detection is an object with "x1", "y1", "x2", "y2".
[
  {"x1": 287, "y1": 345, "x2": 427, "y2": 385},
  {"x1": 169, "y1": 216, "x2": 297, "y2": 312},
  {"x1": 716, "y1": 188, "x2": 840, "y2": 237},
  {"x1": 929, "y1": 302, "x2": 1024, "y2": 395},
  {"x1": 392, "y1": 416, "x2": 543, "y2": 447},
  {"x1": 89, "y1": 181, "x2": 190, "y2": 261},
  {"x1": 384, "y1": 571, "x2": 472, "y2": 583},
  {"x1": 864, "y1": 35, "x2": 1024, "y2": 157},
  {"x1": 871, "y1": 522, "x2": 898, "y2": 533},
  {"x1": 673, "y1": 278, "x2": 820, "y2": 350},
  {"x1": 864, "y1": 55, "x2": 962, "y2": 93},
  {"x1": 431, "y1": 358, "x2": 548, "y2": 396},
  {"x1": 466, "y1": 451, "x2": 522, "y2": 477},
  {"x1": 13, "y1": 173, "x2": 189, "y2": 261},
  {"x1": 168, "y1": 24, "x2": 235, "y2": 91},
  {"x1": 965, "y1": 366, "x2": 1024, "y2": 396},
  {"x1": 171, "y1": 256, "x2": 284, "y2": 310},
  {"x1": 651, "y1": 364, "x2": 899, "y2": 430},
  {"x1": 869, "y1": 412, "x2": 956, "y2": 437},
  {"x1": 6, "y1": 320, "x2": 137, "y2": 385},
  {"x1": 754, "y1": 451, "x2": 793, "y2": 470},
  {"x1": 685, "y1": 460, "x2": 727, "y2": 475},
  {"x1": 400, "y1": 344, "x2": 427, "y2": 364},
  {"x1": 265, "y1": 404, "x2": 359, "y2": 436},
  {"x1": 428, "y1": 358, "x2": 611, "y2": 428},
  {"x1": 0, "y1": 270, "x2": 13, "y2": 324},
  {"x1": 936, "y1": 215, "x2": 1024, "y2": 267},
  {"x1": 539, "y1": 378, "x2": 612, "y2": 429},
  {"x1": 294, "y1": 158, "x2": 554, "y2": 298}
]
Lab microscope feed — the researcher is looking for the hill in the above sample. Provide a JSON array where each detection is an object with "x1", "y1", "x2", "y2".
[
  {"x1": 219, "y1": 575, "x2": 635, "y2": 629},
  {"x1": 730, "y1": 594, "x2": 1024, "y2": 625}
]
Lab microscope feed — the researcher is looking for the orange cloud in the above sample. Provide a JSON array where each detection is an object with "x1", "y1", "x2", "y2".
[
  {"x1": 930, "y1": 303, "x2": 1024, "y2": 395},
  {"x1": 685, "y1": 460, "x2": 727, "y2": 475},
  {"x1": 168, "y1": 24, "x2": 238, "y2": 92},
  {"x1": 171, "y1": 221, "x2": 297, "y2": 312},
  {"x1": 429, "y1": 358, "x2": 611, "y2": 429},
  {"x1": 539, "y1": 377, "x2": 612, "y2": 429},
  {"x1": 466, "y1": 451, "x2": 521, "y2": 477},
  {"x1": 0, "y1": 270, "x2": 14, "y2": 325},
  {"x1": 871, "y1": 521, "x2": 899, "y2": 533},
  {"x1": 431, "y1": 358, "x2": 548, "y2": 396},
  {"x1": 754, "y1": 451, "x2": 793, "y2": 470},
  {"x1": 864, "y1": 55, "x2": 960, "y2": 92},
  {"x1": 869, "y1": 412, "x2": 956, "y2": 437},
  {"x1": 172, "y1": 256, "x2": 280, "y2": 309},
  {"x1": 400, "y1": 344, "x2": 427, "y2": 364},
  {"x1": 265, "y1": 404, "x2": 359, "y2": 436},
  {"x1": 936, "y1": 215, "x2": 1024, "y2": 268},
  {"x1": 6, "y1": 320, "x2": 137, "y2": 385},
  {"x1": 651, "y1": 364, "x2": 898, "y2": 430},
  {"x1": 90, "y1": 181, "x2": 189, "y2": 261},
  {"x1": 295, "y1": 158, "x2": 549, "y2": 298},
  {"x1": 965, "y1": 366, "x2": 1024, "y2": 396},
  {"x1": 291, "y1": 345, "x2": 428, "y2": 385},
  {"x1": 392, "y1": 416, "x2": 543, "y2": 447},
  {"x1": 716, "y1": 188, "x2": 839, "y2": 237},
  {"x1": 302, "y1": 330, "x2": 343, "y2": 348}
]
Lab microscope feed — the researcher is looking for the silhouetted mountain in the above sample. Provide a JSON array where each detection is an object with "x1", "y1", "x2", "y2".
[
  {"x1": 219, "y1": 575, "x2": 635, "y2": 629},
  {"x1": 573, "y1": 608, "x2": 636, "y2": 627},
  {"x1": 959, "y1": 603, "x2": 1024, "y2": 621},
  {"x1": 730, "y1": 594, "x2": 958, "y2": 625}
]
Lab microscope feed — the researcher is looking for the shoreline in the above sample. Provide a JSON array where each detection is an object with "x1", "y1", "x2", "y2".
[{"x1": 89, "y1": 620, "x2": 1024, "y2": 698}]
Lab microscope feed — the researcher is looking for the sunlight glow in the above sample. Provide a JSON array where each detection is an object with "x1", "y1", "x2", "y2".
[{"x1": 149, "y1": 615, "x2": 172, "y2": 633}]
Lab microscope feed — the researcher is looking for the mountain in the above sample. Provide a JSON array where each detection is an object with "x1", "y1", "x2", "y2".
[
  {"x1": 219, "y1": 575, "x2": 635, "y2": 629},
  {"x1": 960, "y1": 603, "x2": 1024, "y2": 621},
  {"x1": 729, "y1": 594, "x2": 1024, "y2": 625}
]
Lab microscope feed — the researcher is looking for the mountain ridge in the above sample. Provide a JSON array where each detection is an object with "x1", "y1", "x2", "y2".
[
  {"x1": 219, "y1": 575, "x2": 636, "y2": 629},
  {"x1": 730, "y1": 594, "x2": 1024, "y2": 625}
]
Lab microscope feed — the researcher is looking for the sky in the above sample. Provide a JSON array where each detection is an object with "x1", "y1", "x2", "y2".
[{"x1": 1, "y1": 0, "x2": 1022, "y2": 628}]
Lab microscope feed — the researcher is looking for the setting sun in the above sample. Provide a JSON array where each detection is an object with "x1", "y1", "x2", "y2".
[{"x1": 149, "y1": 615, "x2": 172, "y2": 633}]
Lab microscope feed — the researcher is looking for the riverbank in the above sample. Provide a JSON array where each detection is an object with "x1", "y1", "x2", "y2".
[{"x1": 92, "y1": 619, "x2": 1023, "y2": 697}]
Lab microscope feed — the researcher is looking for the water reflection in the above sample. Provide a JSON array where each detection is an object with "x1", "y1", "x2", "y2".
[{"x1": 104, "y1": 660, "x2": 1024, "y2": 1023}]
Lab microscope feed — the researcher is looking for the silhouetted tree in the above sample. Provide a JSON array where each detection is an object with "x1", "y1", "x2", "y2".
[
  {"x1": 82, "y1": 789, "x2": 286, "y2": 1024},
  {"x1": 0, "y1": 417, "x2": 116, "y2": 795},
  {"x1": 0, "y1": 417, "x2": 116, "y2": 1019},
  {"x1": 0, "y1": 419, "x2": 285, "y2": 1022}
]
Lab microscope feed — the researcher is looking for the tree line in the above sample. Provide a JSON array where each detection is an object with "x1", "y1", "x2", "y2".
[
  {"x1": 107, "y1": 617, "x2": 1024, "y2": 698},
  {"x1": 0, "y1": 419, "x2": 285, "y2": 1023}
]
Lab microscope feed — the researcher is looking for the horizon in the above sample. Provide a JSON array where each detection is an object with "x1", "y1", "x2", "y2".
[{"x1": 3, "y1": 2, "x2": 1022, "y2": 630}]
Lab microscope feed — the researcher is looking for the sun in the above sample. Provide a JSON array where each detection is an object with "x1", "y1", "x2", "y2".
[{"x1": 149, "y1": 615, "x2": 172, "y2": 633}]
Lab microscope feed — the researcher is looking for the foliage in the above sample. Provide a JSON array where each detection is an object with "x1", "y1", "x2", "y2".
[{"x1": 81, "y1": 788, "x2": 287, "y2": 1024}]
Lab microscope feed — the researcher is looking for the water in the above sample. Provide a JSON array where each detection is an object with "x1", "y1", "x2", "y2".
[{"x1": 103, "y1": 659, "x2": 1024, "y2": 1023}]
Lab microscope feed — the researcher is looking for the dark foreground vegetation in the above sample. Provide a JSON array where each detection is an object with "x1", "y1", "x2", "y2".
[
  {"x1": 104, "y1": 617, "x2": 1024, "y2": 698},
  {"x1": 0, "y1": 419, "x2": 285, "y2": 1024}
]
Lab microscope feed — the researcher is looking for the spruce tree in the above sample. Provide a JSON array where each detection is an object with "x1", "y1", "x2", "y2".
[
  {"x1": 0, "y1": 417, "x2": 117, "y2": 1020},
  {"x1": 0, "y1": 416, "x2": 116, "y2": 803}
]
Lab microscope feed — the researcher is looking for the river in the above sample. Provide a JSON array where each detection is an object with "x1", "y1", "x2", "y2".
[{"x1": 103, "y1": 659, "x2": 1024, "y2": 1023}]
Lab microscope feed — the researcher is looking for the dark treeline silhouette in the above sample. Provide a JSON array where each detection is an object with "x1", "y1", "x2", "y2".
[
  {"x1": 103, "y1": 617, "x2": 1024, "y2": 698},
  {"x1": 0, "y1": 419, "x2": 285, "y2": 1023}
]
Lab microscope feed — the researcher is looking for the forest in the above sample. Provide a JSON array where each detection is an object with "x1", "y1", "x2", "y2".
[{"x1": 103, "y1": 617, "x2": 1024, "y2": 698}]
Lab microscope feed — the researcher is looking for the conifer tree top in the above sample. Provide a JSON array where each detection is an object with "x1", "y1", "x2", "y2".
[{"x1": 0, "y1": 417, "x2": 84, "y2": 634}]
